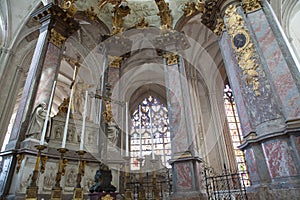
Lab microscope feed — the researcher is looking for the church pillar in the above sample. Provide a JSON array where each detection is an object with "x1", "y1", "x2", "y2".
[
  {"x1": 0, "y1": 3, "x2": 79, "y2": 198},
  {"x1": 202, "y1": 0, "x2": 300, "y2": 199},
  {"x1": 155, "y1": 31, "x2": 206, "y2": 199}
]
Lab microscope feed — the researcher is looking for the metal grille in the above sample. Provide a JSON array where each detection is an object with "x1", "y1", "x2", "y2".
[{"x1": 202, "y1": 164, "x2": 248, "y2": 200}]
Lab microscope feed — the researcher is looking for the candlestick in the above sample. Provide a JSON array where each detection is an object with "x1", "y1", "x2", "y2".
[
  {"x1": 40, "y1": 81, "x2": 56, "y2": 145},
  {"x1": 149, "y1": 108, "x2": 154, "y2": 160},
  {"x1": 139, "y1": 105, "x2": 142, "y2": 158},
  {"x1": 79, "y1": 91, "x2": 88, "y2": 151},
  {"x1": 62, "y1": 89, "x2": 73, "y2": 149},
  {"x1": 125, "y1": 102, "x2": 129, "y2": 157}
]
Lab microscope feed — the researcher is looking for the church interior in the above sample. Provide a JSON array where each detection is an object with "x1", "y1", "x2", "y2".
[{"x1": 0, "y1": 0, "x2": 299, "y2": 199}]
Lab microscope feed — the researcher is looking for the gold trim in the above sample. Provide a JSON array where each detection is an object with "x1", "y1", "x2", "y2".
[
  {"x1": 108, "y1": 55, "x2": 122, "y2": 68},
  {"x1": 40, "y1": 156, "x2": 48, "y2": 174},
  {"x1": 135, "y1": 17, "x2": 149, "y2": 29},
  {"x1": 182, "y1": 2, "x2": 197, "y2": 17},
  {"x1": 49, "y1": 29, "x2": 66, "y2": 48},
  {"x1": 242, "y1": 0, "x2": 262, "y2": 13},
  {"x1": 163, "y1": 53, "x2": 179, "y2": 66},
  {"x1": 85, "y1": 6, "x2": 97, "y2": 21},
  {"x1": 225, "y1": 5, "x2": 261, "y2": 96},
  {"x1": 101, "y1": 194, "x2": 114, "y2": 200},
  {"x1": 155, "y1": 0, "x2": 172, "y2": 30},
  {"x1": 214, "y1": 18, "x2": 226, "y2": 37}
]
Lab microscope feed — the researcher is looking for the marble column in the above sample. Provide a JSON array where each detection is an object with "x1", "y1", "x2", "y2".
[
  {"x1": 154, "y1": 31, "x2": 206, "y2": 199},
  {"x1": 212, "y1": 0, "x2": 300, "y2": 199},
  {"x1": 0, "y1": 3, "x2": 79, "y2": 198}
]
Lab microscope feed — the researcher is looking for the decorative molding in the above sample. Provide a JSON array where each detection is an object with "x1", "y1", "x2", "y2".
[
  {"x1": 108, "y1": 55, "x2": 122, "y2": 68},
  {"x1": 60, "y1": 0, "x2": 78, "y2": 17},
  {"x1": 155, "y1": 0, "x2": 172, "y2": 29},
  {"x1": 135, "y1": 17, "x2": 149, "y2": 29},
  {"x1": 201, "y1": 0, "x2": 219, "y2": 32},
  {"x1": 242, "y1": 0, "x2": 262, "y2": 13},
  {"x1": 225, "y1": 5, "x2": 261, "y2": 96},
  {"x1": 163, "y1": 53, "x2": 179, "y2": 66},
  {"x1": 196, "y1": 0, "x2": 205, "y2": 13},
  {"x1": 111, "y1": 0, "x2": 131, "y2": 35},
  {"x1": 214, "y1": 18, "x2": 226, "y2": 36},
  {"x1": 49, "y1": 28, "x2": 66, "y2": 48},
  {"x1": 182, "y1": 2, "x2": 197, "y2": 17}
]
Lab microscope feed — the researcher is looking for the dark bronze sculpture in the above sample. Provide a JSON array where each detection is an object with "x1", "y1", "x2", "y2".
[{"x1": 89, "y1": 164, "x2": 116, "y2": 193}]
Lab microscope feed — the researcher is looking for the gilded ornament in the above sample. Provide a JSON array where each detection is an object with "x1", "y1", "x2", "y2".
[
  {"x1": 108, "y1": 55, "x2": 122, "y2": 68},
  {"x1": 225, "y1": 5, "x2": 261, "y2": 96},
  {"x1": 103, "y1": 102, "x2": 113, "y2": 123},
  {"x1": 60, "y1": 0, "x2": 78, "y2": 17},
  {"x1": 242, "y1": 0, "x2": 262, "y2": 13},
  {"x1": 182, "y1": 2, "x2": 197, "y2": 17},
  {"x1": 163, "y1": 53, "x2": 179, "y2": 66},
  {"x1": 40, "y1": 156, "x2": 48, "y2": 174},
  {"x1": 101, "y1": 194, "x2": 114, "y2": 200},
  {"x1": 49, "y1": 29, "x2": 66, "y2": 48},
  {"x1": 136, "y1": 17, "x2": 149, "y2": 29},
  {"x1": 85, "y1": 6, "x2": 98, "y2": 21},
  {"x1": 16, "y1": 154, "x2": 24, "y2": 173},
  {"x1": 111, "y1": 0, "x2": 131, "y2": 35},
  {"x1": 155, "y1": 0, "x2": 172, "y2": 29},
  {"x1": 196, "y1": 0, "x2": 205, "y2": 13},
  {"x1": 214, "y1": 18, "x2": 226, "y2": 36}
]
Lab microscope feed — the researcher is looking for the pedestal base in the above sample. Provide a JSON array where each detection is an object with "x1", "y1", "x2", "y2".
[
  {"x1": 247, "y1": 184, "x2": 300, "y2": 200},
  {"x1": 50, "y1": 187, "x2": 62, "y2": 200},
  {"x1": 25, "y1": 186, "x2": 38, "y2": 200},
  {"x1": 88, "y1": 192, "x2": 119, "y2": 200},
  {"x1": 73, "y1": 187, "x2": 83, "y2": 200}
]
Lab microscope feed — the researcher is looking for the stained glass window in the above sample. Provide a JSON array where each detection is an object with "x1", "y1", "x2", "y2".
[
  {"x1": 224, "y1": 84, "x2": 251, "y2": 187},
  {"x1": 130, "y1": 96, "x2": 171, "y2": 170}
]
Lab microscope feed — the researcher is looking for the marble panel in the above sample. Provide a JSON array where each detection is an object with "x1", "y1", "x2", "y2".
[
  {"x1": 262, "y1": 139, "x2": 297, "y2": 178},
  {"x1": 249, "y1": 10, "x2": 300, "y2": 118},
  {"x1": 244, "y1": 148, "x2": 260, "y2": 182},
  {"x1": 174, "y1": 162, "x2": 193, "y2": 191}
]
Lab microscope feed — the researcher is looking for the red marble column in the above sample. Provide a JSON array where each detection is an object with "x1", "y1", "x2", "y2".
[{"x1": 216, "y1": 1, "x2": 300, "y2": 199}]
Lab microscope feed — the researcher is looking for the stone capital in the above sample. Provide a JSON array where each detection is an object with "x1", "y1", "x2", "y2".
[{"x1": 31, "y1": 3, "x2": 79, "y2": 40}]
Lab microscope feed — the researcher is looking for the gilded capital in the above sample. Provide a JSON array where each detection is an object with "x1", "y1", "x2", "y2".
[
  {"x1": 108, "y1": 56, "x2": 123, "y2": 68},
  {"x1": 49, "y1": 29, "x2": 66, "y2": 48},
  {"x1": 242, "y1": 0, "x2": 262, "y2": 13},
  {"x1": 163, "y1": 53, "x2": 179, "y2": 66}
]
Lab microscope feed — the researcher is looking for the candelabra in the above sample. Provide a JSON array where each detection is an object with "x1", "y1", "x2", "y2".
[
  {"x1": 25, "y1": 145, "x2": 47, "y2": 200},
  {"x1": 50, "y1": 148, "x2": 68, "y2": 200},
  {"x1": 123, "y1": 156, "x2": 132, "y2": 200},
  {"x1": 73, "y1": 150, "x2": 86, "y2": 200},
  {"x1": 151, "y1": 159, "x2": 160, "y2": 200},
  {"x1": 137, "y1": 157, "x2": 146, "y2": 200}
]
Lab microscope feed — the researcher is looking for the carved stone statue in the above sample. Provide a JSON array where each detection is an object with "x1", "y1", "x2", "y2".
[
  {"x1": 26, "y1": 103, "x2": 51, "y2": 140},
  {"x1": 107, "y1": 120, "x2": 120, "y2": 145},
  {"x1": 72, "y1": 81, "x2": 93, "y2": 117},
  {"x1": 89, "y1": 164, "x2": 116, "y2": 193}
]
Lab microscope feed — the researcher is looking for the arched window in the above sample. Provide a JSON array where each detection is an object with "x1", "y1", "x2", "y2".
[
  {"x1": 130, "y1": 96, "x2": 171, "y2": 170},
  {"x1": 224, "y1": 84, "x2": 251, "y2": 187}
]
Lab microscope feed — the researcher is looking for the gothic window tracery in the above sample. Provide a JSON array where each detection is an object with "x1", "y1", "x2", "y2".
[{"x1": 130, "y1": 96, "x2": 171, "y2": 170}]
